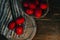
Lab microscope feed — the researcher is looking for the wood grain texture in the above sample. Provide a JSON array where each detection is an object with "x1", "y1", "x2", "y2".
[{"x1": 33, "y1": 20, "x2": 60, "y2": 40}]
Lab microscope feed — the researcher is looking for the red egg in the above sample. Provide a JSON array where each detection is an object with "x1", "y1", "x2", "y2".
[
  {"x1": 29, "y1": 3, "x2": 36, "y2": 9},
  {"x1": 35, "y1": 9, "x2": 42, "y2": 18},
  {"x1": 8, "y1": 21, "x2": 15, "y2": 30},
  {"x1": 15, "y1": 26, "x2": 23, "y2": 35},
  {"x1": 40, "y1": 4, "x2": 48, "y2": 10},
  {"x1": 26, "y1": 9, "x2": 34, "y2": 15},
  {"x1": 15, "y1": 17, "x2": 25, "y2": 25}
]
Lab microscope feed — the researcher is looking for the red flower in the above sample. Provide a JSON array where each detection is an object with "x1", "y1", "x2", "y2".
[
  {"x1": 40, "y1": 4, "x2": 48, "y2": 10},
  {"x1": 8, "y1": 21, "x2": 15, "y2": 30},
  {"x1": 29, "y1": 3, "x2": 36, "y2": 9},
  {"x1": 23, "y1": 2, "x2": 28, "y2": 7},
  {"x1": 15, "y1": 26, "x2": 23, "y2": 35},
  {"x1": 35, "y1": 9, "x2": 42, "y2": 18},
  {"x1": 26, "y1": 9, "x2": 34, "y2": 15},
  {"x1": 15, "y1": 17, "x2": 25, "y2": 25}
]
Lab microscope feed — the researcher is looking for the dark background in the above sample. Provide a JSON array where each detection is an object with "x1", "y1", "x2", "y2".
[{"x1": 33, "y1": 0, "x2": 60, "y2": 40}]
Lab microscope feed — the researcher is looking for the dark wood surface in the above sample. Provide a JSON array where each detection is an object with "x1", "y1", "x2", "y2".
[{"x1": 33, "y1": 20, "x2": 60, "y2": 40}]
